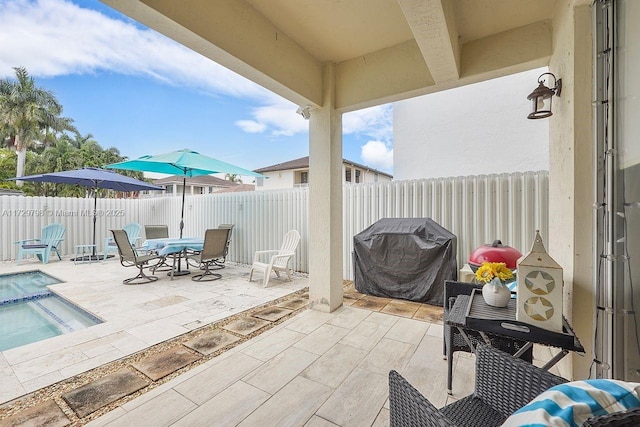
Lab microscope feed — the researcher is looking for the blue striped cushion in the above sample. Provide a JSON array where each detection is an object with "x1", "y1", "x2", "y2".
[{"x1": 502, "y1": 380, "x2": 640, "y2": 427}]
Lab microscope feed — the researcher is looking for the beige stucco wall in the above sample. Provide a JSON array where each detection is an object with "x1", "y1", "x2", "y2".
[
  {"x1": 256, "y1": 170, "x2": 297, "y2": 191},
  {"x1": 549, "y1": 0, "x2": 594, "y2": 380},
  {"x1": 394, "y1": 68, "x2": 550, "y2": 180}
]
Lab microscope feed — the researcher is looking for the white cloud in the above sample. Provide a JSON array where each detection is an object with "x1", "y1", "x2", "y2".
[
  {"x1": 235, "y1": 120, "x2": 266, "y2": 133},
  {"x1": 344, "y1": 105, "x2": 393, "y2": 141},
  {"x1": 361, "y1": 140, "x2": 393, "y2": 171},
  {"x1": 0, "y1": 0, "x2": 270, "y2": 100},
  {"x1": 0, "y1": 0, "x2": 394, "y2": 146},
  {"x1": 251, "y1": 100, "x2": 309, "y2": 136}
]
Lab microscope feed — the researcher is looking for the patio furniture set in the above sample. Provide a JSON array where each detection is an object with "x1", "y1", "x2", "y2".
[
  {"x1": 14, "y1": 222, "x2": 301, "y2": 287},
  {"x1": 389, "y1": 280, "x2": 640, "y2": 426}
]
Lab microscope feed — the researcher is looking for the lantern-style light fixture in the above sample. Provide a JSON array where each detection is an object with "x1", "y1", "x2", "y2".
[{"x1": 527, "y1": 72, "x2": 562, "y2": 119}]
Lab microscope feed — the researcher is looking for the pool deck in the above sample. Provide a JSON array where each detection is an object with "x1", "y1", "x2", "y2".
[
  {"x1": 0, "y1": 257, "x2": 564, "y2": 426},
  {"x1": 0, "y1": 256, "x2": 306, "y2": 405}
]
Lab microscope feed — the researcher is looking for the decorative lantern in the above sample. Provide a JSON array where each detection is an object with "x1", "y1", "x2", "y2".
[
  {"x1": 516, "y1": 231, "x2": 563, "y2": 332},
  {"x1": 526, "y1": 72, "x2": 562, "y2": 119}
]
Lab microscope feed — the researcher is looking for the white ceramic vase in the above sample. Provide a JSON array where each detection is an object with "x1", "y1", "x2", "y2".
[{"x1": 482, "y1": 277, "x2": 511, "y2": 307}]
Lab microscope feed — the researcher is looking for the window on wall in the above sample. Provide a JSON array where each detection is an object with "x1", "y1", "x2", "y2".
[
  {"x1": 300, "y1": 171, "x2": 308, "y2": 184},
  {"x1": 374, "y1": 173, "x2": 379, "y2": 183},
  {"x1": 256, "y1": 177, "x2": 264, "y2": 187},
  {"x1": 345, "y1": 169, "x2": 351, "y2": 182},
  {"x1": 355, "y1": 170, "x2": 361, "y2": 183}
]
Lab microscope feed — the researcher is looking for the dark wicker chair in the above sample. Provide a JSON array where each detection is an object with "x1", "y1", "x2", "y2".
[
  {"x1": 187, "y1": 228, "x2": 230, "y2": 281},
  {"x1": 582, "y1": 407, "x2": 640, "y2": 426},
  {"x1": 111, "y1": 229, "x2": 162, "y2": 285},
  {"x1": 443, "y1": 280, "x2": 533, "y2": 394},
  {"x1": 389, "y1": 344, "x2": 567, "y2": 427}
]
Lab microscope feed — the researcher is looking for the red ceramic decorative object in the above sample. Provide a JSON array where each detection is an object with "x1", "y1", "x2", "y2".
[{"x1": 468, "y1": 240, "x2": 522, "y2": 271}]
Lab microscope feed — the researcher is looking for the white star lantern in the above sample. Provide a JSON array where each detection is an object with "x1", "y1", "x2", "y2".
[{"x1": 516, "y1": 231, "x2": 564, "y2": 332}]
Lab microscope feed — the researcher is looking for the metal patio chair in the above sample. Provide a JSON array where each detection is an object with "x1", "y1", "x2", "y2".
[
  {"x1": 15, "y1": 223, "x2": 65, "y2": 265},
  {"x1": 249, "y1": 229, "x2": 300, "y2": 287},
  {"x1": 143, "y1": 224, "x2": 173, "y2": 271},
  {"x1": 111, "y1": 229, "x2": 161, "y2": 285},
  {"x1": 186, "y1": 228, "x2": 230, "y2": 281}
]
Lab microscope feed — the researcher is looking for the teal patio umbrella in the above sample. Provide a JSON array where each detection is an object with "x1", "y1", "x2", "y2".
[{"x1": 107, "y1": 149, "x2": 263, "y2": 239}]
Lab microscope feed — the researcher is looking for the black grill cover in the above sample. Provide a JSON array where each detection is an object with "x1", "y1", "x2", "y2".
[{"x1": 353, "y1": 218, "x2": 457, "y2": 305}]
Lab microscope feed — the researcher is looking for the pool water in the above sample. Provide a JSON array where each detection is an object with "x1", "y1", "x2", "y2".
[{"x1": 0, "y1": 271, "x2": 102, "y2": 352}]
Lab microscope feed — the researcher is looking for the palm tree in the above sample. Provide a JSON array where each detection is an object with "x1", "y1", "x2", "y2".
[
  {"x1": 225, "y1": 173, "x2": 243, "y2": 184},
  {"x1": 0, "y1": 67, "x2": 76, "y2": 185}
]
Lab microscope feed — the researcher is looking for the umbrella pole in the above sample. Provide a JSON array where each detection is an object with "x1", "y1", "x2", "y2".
[
  {"x1": 180, "y1": 175, "x2": 186, "y2": 239},
  {"x1": 92, "y1": 189, "x2": 98, "y2": 258},
  {"x1": 169, "y1": 174, "x2": 190, "y2": 277}
]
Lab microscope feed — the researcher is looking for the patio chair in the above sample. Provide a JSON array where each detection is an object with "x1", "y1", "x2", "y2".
[
  {"x1": 111, "y1": 229, "x2": 162, "y2": 285},
  {"x1": 15, "y1": 223, "x2": 65, "y2": 265},
  {"x1": 213, "y1": 223, "x2": 234, "y2": 268},
  {"x1": 185, "y1": 223, "x2": 234, "y2": 270},
  {"x1": 187, "y1": 228, "x2": 230, "y2": 281},
  {"x1": 145, "y1": 224, "x2": 169, "y2": 240},
  {"x1": 389, "y1": 344, "x2": 567, "y2": 427},
  {"x1": 444, "y1": 280, "x2": 533, "y2": 395},
  {"x1": 103, "y1": 222, "x2": 142, "y2": 260},
  {"x1": 249, "y1": 229, "x2": 300, "y2": 287},
  {"x1": 143, "y1": 224, "x2": 172, "y2": 271}
]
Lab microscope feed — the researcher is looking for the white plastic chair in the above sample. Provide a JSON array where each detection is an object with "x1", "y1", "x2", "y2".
[{"x1": 249, "y1": 230, "x2": 300, "y2": 287}]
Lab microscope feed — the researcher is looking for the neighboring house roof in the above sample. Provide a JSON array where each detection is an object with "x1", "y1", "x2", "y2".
[
  {"x1": 153, "y1": 175, "x2": 238, "y2": 187},
  {"x1": 215, "y1": 184, "x2": 255, "y2": 193},
  {"x1": 254, "y1": 156, "x2": 393, "y2": 179}
]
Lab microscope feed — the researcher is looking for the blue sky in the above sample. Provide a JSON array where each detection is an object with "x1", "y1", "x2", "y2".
[{"x1": 0, "y1": 0, "x2": 394, "y2": 177}]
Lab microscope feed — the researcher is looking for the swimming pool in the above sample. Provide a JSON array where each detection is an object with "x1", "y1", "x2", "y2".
[{"x1": 0, "y1": 271, "x2": 102, "y2": 351}]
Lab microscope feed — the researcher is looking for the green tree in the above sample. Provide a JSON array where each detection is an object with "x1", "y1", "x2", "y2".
[
  {"x1": 0, "y1": 67, "x2": 77, "y2": 185},
  {"x1": 225, "y1": 173, "x2": 242, "y2": 184}
]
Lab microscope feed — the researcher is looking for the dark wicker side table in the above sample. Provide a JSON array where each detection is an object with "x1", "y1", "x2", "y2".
[{"x1": 447, "y1": 291, "x2": 584, "y2": 372}]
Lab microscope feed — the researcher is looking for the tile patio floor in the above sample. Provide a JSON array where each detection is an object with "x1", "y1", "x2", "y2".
[
  {"x1": 1, "y1": 257, "x2": 561, "y2": 426},
  {"x1": 0, "y1": 256, "x2": 307, "y2": 405}
]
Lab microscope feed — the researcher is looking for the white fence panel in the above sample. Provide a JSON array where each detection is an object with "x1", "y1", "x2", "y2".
[
  {"x1": 341, "y1": 171, "x2": 549, "y2": 280},
  {"x1": 1, "y1": 171, "x2": 547, "y2": 280}
]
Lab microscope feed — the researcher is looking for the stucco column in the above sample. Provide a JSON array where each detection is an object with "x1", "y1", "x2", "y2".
[
  {"x1": 308, "y1": 62, "x2": 344, "y2": 312},
  {"x1": 549, "y1": 1, "x2": 594, "y2": 380},
  {"x1": 172, "y1": 183, "x2": 177, "y2": 196}
]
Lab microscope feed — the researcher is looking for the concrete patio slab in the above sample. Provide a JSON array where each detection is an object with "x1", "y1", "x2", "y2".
[
  {"x1": 62, "y1": 368, "x2": 149, "y2": 418},
  {"x1": 413, "y1": 303, "x2": 444, "y2": 323},
  {"x1": 183, "y1": 330, "x2": 240, "y2": 355},
  {"x1": 275, "y1": 297, "x2": 308, "y2": 310},
  {"x1": 251, "y1": 306, "x2": 292, "y2": 322},
  {"x1": 380, "y1": 299, "x2": 421, "y2": 318},
  {"x1": 131, "y1": 347, "x2": 201, "y2": 381},
  {"x1": 1, "y1": 400, "x2": 69, "y2": 427},
  {"x1": 222, "y1": 317, "x2": 270, "y2": 336},
  {"x1": 351, "y1": 296, "x2": 389, "y2": 311}
]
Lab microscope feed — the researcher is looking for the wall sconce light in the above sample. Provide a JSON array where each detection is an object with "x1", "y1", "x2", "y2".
[
  {"x1": 527, "y1": 72, "x2": 562, "y2": 119},
  {"x1": 296, "y1": 105, "x2": 313, "y2": 120}
]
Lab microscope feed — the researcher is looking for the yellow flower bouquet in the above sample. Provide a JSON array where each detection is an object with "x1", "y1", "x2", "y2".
[
  {"x1": 475, "y1": 261, "x2": 514, "y2": 284},
  {"x1": 476, "y1": 262, "x2": 514, "y2": 307}
]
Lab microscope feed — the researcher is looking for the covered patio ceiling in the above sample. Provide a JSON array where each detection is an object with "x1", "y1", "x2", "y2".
[
  {"x1": 101, "y1": 0, "x2": 557, "y2": 112},
  {"x1": 100, "y1": 0, "x2": 597, "y2": 379}
]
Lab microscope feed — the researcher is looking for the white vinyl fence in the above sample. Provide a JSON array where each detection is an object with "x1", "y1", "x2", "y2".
[{"x1": 0, "y1": 171, "x2": 548, "y2": 279}]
